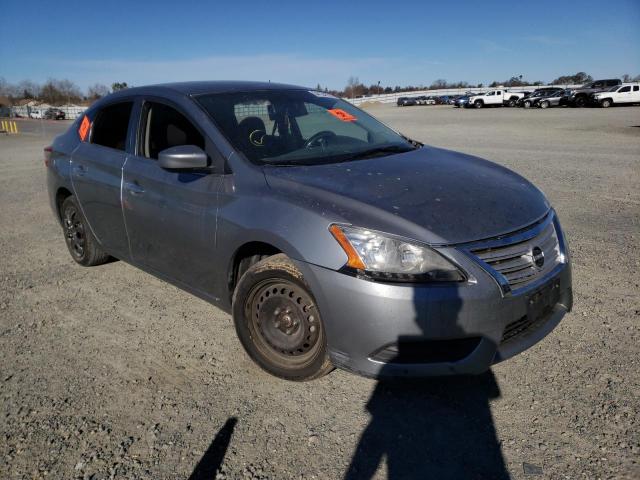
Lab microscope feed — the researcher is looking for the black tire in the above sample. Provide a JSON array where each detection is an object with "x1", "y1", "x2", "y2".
[
  {"x1": 474, "y1": 100, "x2": 483, "y2": 109},
  {"x1": 600, "y1": 98, "x2": 612, "y2": 108},
  {"x1": 539, "y1": 100, "x2": 550, "y2": 109},
  {"x1": 61, "y1": 196, "x2": 111, "y2": 267},
  {"x1": 507, "y1": 98, "x2": 516, "y2": 107},
  {"x1": 523, "y1": 100, "x2": 532, "y2": 109},
  {"x1": 232, "y1": 254, "x2": 333, "y2": 381},
  {"x1": 574, "y1": 95, "x2": 587, "y2": 107}
]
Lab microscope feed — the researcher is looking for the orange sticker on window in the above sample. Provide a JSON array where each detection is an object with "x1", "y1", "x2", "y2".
[
  {"x1": 327, "y1": 108, "x2": 357, "y2": 122},
  {"x1": 78, "y1": 115, "x2": 90, "y2": 141}
]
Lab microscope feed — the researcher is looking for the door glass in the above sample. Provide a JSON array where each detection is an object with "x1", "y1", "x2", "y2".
[
  {"x1": 141, "y1": 102, "x2": 205, "y2": 159},
  {"x1": 633, "y1": 86, "x2": 639, "y2": 91},
  {"x1": 619, "y1": 86, "x2": 631, "y2": 93},
  {"x1": 91, "y1": 102, "x2": 133, "y2": 151}
]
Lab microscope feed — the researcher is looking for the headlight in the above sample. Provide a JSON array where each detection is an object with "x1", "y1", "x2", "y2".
[{"x1": 329, "y1": 225, "x2": 465, "y2": 282}]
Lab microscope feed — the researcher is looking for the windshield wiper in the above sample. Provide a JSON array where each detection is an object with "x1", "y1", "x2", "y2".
[{"x1": 346, "y1": 145, "x2": 416, "y2": 161}]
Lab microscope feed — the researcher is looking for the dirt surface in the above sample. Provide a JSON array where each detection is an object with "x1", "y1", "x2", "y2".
[{"x1": 1, "y1": 106, "x2": 639, "y2": 480}]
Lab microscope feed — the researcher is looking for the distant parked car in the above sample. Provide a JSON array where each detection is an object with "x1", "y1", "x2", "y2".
[
  {"x1": 565, "y1": 79, "x2": 621, "y2": 107},
  {"x1": 466, "y1": 89, "x2": 526, "y2": 108},
  {"x1": 29, "y1": 109, "x2": 44, "y2": 119},
  {"x1": 534, "y1": 90, "x2": 567, "y2": 109},
  {"x1": 44, "y1": 108, "x2": 66, "y2": 120},
  {"x1": 519, "y1": 88, "x2": 564, "y2": 108},
  {"x1": 454, "y1": 95, "x2": 474, "y2": 108},
  {"x1": 396, "y1": 97, "x2": 417, "y2": 106},
  {"x1": 591, "y1": 83, "x2": 640, "y2": 107}
]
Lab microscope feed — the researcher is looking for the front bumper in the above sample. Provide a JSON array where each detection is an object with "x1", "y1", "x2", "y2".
[{"x1": 295, "y1": 218, "x2": 573, "y2": 379}]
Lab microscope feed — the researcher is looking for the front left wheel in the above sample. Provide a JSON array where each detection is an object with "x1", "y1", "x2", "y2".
[{"x1": 232, "y1": 254, "x2": 334, "y2": 381}]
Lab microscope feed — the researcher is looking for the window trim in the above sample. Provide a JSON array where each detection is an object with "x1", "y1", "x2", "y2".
[
  {"x1": 89, "y1": 99, "x2": 136, "y2": 153},
  {"x1": 133, "y1": 96, "x2": 227, "y2": 174}
]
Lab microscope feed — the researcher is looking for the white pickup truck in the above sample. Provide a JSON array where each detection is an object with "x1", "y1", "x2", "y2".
[
  {"x1": 592, "y1": 83, "x2": 640, "y2": 107},
  {"x1": 466, "y1": 89, "x2": 526, "y2": 108}
]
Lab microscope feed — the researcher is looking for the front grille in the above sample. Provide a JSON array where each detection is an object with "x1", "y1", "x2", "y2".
[{"x1": 471, "y1": 220, "x2": 562, "y2": 290}]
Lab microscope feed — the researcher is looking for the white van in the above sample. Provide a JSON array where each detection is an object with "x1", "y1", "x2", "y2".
[{"x1": 592, "y1": 83, "x2": 640, "y2": 107}]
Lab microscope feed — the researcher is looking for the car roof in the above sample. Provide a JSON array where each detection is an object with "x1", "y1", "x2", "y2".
[{"x1": 107, "y1": 81, "x2": 309, "y2": 99}]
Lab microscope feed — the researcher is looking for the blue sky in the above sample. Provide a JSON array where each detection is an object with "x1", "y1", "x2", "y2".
[{"x1": 2, "y1": 0, "x2": 639, "y2": 91}]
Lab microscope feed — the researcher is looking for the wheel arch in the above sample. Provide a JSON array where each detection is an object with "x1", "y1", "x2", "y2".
[
  {"x1": 227, "y1": 241, "x2": 283, "y2": 302},
  {"x1": 55, "y1": 187, "x2": 74, "y2": 222}
]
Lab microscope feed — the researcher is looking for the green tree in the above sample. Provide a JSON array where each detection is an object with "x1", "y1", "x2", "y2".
[{"x1": 111, "y1": 82, "x2": 129, "y2": 91}]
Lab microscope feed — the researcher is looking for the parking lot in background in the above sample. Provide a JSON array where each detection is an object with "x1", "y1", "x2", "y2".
[{"x1": 1, "y1": 106, "x2": 639, "y2": 479}]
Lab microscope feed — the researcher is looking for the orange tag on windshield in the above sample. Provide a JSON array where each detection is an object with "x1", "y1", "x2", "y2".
[
  {"x1": 78, "y1": 115, "x2": 90, "y2": 141},
  {"x1": 327, "y1": 108, "x2": 356, "y2": 122}
]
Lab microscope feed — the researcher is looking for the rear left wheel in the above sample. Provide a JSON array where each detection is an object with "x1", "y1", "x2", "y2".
[
  {"x1": 232, "y1": 254, "x2": 333, "y2": 381},
  {"x1": 61, "y1": 196, "x2": 110, "y2": 267}
]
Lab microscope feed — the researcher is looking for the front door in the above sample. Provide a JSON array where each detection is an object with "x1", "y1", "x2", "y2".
[
  {"x1": 70, "y1": 101, "x2": 134, "y2": 259},
  {"x1": 122, "y1": 99, "x2": 221, "y2": 294}
]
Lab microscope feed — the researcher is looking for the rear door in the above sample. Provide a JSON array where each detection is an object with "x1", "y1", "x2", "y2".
[
  {"x1": 70, "y1": 101, "x2": 134, "y2": 259},
  {"x1": 632, "y1": 85, "x2": 640, "y2": 102},
  {"x1": 122, "y1": 98, "x2": 222, "y2": 292}
]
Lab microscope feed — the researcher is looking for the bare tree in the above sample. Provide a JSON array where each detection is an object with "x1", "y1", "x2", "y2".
[
  {"x1": 87, "y1": 83, "x2": 110, "y2": 100},
  {"x1": 429, "y1": 79, "x2": 448, "y2": 89}
]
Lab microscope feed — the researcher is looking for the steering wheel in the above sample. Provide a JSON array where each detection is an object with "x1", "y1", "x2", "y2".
[{"x1": 304, "y1": 130, "x2": 336, "y2": 149}]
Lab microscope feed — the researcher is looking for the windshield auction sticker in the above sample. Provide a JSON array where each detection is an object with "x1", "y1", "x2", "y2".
[
  {"x1": 78, "y1": 115, "x2": 91, "y2": 141},
  {"x1": 327, "y1": 108, "x2": 357, "y2": 122}
]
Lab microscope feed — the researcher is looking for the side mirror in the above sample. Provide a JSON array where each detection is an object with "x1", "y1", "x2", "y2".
[{"x1": 158, "y1": 145, "x2": 208, "y2": 170}]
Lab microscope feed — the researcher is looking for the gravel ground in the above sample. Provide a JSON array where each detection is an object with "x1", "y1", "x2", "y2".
[{"x1": 1, "y1": 106, "x2": 639, "y2": 480}]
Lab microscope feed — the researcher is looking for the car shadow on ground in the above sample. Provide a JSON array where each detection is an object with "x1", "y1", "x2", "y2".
[
  {"x1": 345, "y1": 280, "x2": 510, "y2": 479},
  {"x1": 344, "y1": 373, "x2": 509, "y2": 479},
  {"x1": 189, "y1": 417, "x2": 237, "y2": 480}
]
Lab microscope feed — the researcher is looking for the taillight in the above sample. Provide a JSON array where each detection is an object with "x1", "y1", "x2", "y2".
[{"x1": 44, "y1": 146, "x2": 53, "y2": 167}]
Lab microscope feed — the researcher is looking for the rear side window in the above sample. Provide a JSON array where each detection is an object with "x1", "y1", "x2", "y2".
[
  {"x1": 634, "y1": 86, "x2": 639, "y2": 92},
  {"x1": 141, "y1": 102, "x2": 205, "y2": 159},
  {"x1": 91, "y1": 102, "x2": 133, "y2": 151}
]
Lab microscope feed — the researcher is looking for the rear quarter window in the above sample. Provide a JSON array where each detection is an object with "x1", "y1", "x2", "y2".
[{"x1": 91, "y1": 102, "x2": 134, "y2": 151}]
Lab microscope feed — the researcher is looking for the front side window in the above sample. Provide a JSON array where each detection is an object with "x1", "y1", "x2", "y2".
[
  {"x1": 140, "y1": 102, "x2": 204, "y2": 159},
  {"x1": 618, "y1": 86, "x2": 631, "y2": 93},
  {"x1": 91, "y1": 102, "x2": 133, "y2": 151},
  {"x1": 196, "y1": 90, "x2": 414, "y2": 166}
]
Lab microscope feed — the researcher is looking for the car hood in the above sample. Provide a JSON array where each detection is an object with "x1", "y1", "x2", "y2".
[{"x1": 263, "y1": 146, "x2": 550, "y2": 245}]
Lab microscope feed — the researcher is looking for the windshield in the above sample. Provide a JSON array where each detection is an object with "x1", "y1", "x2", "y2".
[{"x1": 196, "y1": 89, "x2": 415, "y2": 166}]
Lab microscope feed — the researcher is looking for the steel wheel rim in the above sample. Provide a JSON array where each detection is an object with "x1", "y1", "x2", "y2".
[
  {"x1": 63, "y1": 205, "x2": 85, "y2": 259},
  {"x1": 246, "y1": 279, "x2": 322, "y2": 367}
]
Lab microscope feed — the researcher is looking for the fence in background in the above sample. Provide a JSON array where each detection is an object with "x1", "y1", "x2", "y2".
[
  {"x1": 344, "y1": 84, "x2": 580, "y2": 106},
  {"x1": 7, "y1": 104, "x2": 86, "y2": 119}
]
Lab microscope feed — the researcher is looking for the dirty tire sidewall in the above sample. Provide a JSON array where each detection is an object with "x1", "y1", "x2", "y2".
[{"x1": 232, "y1": 254, "x2": 333, "y2": 381}]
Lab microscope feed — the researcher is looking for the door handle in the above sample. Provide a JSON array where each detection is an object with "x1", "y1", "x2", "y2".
[
  {"x1": 124, "y1": 181, "x2": 145, "y2": 195},
  {"x1": 73, "y1": 164, "x2": 87, "y2": 176}
]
